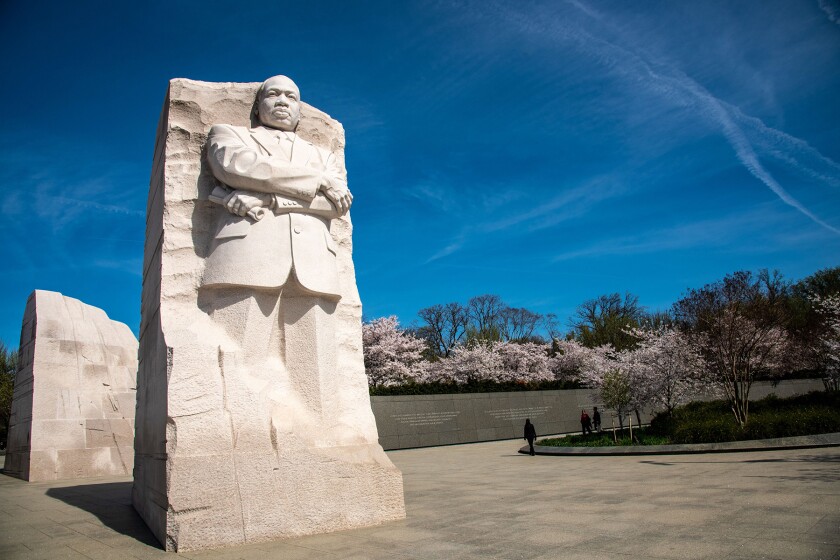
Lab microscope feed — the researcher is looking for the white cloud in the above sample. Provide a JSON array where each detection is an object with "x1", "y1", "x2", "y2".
[
  {"x1": 818, "y1": 0, "x2": 840, "y2": 25},
  {"x1": 485, "y1": 0, "x2": 840, "y2": 235},
  {"x1": 551, "y1": 205, "x2": 822, "y2": 262},
  {"x1": 423, "y1": 175, "x2": 625, "y2": 262}
]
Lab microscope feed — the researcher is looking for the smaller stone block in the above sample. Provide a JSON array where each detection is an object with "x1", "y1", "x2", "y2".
[{"x1": 3, "y1": 291, "x2": 138, "y2": 481}]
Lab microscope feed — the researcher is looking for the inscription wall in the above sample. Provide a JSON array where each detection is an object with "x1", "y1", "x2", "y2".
[{"x1": 371, "y1": 379, "x2": 825, "y2": 450}]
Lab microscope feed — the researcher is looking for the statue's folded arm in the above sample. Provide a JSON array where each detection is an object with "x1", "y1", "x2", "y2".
[{"x1": 207, "y1": 124, "x2": 322, "y2": 200}]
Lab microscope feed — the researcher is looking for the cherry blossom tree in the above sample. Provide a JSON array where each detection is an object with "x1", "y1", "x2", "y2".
[
  {"x1": 549, "y1": 338, "x2": 587, "y2": 383},
  {"x1": 575, "y1": 344, "x2": 638, "y2": 430},
  {"x1": 494, "y1": 341, "x2": 552, "y2": 383},
  {"x1": 435, "y1": 343, "x2": 502, "y2": 384},
  {"x1": 812, "y1": 294, "x2": 840, "y2": 391},
  {"x1": 362, "y1": 316, "x2": 428, "y2": 387},
  {"x1": 693, "y1": 316, "x2": 790, "y2": 426},
  {"x1": 628, "y1": 327, "x2": 706, "y2": 415},
  {"x1": 430, "y1": 340, "x2": 554, "y2": 385},
  {"x1": 675, "y1": 271, "x2": 793, "y2": 426}
]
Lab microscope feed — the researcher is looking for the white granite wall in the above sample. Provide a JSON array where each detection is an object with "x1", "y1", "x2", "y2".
[{"x1": 3, "y1": 290, "x2": 137, "y2": 481}]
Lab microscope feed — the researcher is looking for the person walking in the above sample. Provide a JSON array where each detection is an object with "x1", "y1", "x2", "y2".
[
  {"x1": 524, "y1": 419, "x2": 537, "y2": 456},
  {"x1": 580, "y1": 410, "x2": 593, "y2": 436},
  {"x1": 593, "y1": 406, "x2": 602, "y2": 432}
]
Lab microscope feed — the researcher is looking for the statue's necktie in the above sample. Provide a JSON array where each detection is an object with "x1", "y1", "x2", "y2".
[{"x1": 276, "y1": 132, "x2": 293, "y2": 161}]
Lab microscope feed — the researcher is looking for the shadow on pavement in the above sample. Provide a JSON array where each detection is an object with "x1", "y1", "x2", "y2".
[
  {"x1": 46, "y1": 482, "x2": 162, "y2": 549},
  {"x1": 639, "y1": 453, "x2": 840, "y2": 483},
  {"x1": 641, "y1": 452, "x2": 840, "y2": 466}
]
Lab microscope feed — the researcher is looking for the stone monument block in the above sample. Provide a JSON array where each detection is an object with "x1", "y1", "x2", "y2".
[
  {"x1": 3, "y1": 290, "x2": 137, "y2": 481},
  {"x1": 133, "y1": 78, "x2": 405, "y2": 552}
]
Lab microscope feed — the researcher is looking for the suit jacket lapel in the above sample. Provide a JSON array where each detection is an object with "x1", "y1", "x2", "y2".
[
  {"x1": 249, "y1": 126, "x2": 315, "y2": 167},
  {"x1": 250, "y1": 127, "x2": 278, "y2": 157}
]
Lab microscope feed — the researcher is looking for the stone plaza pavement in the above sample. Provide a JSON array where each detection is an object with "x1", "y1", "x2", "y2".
[{"x1": 0, "y1": 441, "x2": 838, "y2": 560}]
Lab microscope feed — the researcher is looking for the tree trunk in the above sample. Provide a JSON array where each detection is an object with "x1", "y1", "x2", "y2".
[{"x1": 730, "y1": 379, "x2": 750, "y2": 426}]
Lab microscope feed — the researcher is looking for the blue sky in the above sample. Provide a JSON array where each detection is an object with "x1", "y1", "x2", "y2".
[{"x1": 1, "y1": 0, "x2": 839, "y2": 346}]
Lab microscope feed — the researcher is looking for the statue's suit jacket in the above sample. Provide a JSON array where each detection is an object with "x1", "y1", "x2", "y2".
[{"x1": 202, "y1": 124, "x2": 344, "y2": 298}]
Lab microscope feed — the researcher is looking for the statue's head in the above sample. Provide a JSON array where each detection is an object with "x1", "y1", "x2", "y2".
[{"x1": 254, "y1": 75, "x2": 301, "y2": 132}]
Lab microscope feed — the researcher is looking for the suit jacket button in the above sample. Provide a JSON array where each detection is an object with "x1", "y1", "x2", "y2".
[{"x1": 293, "y1": 227, "x2": 301, "y2": 234}]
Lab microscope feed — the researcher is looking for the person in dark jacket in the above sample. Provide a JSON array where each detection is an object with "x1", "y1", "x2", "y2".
[
  {"x1": 581, "y1": 410, "x2": 593, "y2": 435},
  {"x1": 524, "y1": 419, "x2": 537, "y2": 456},
  {"x1": 593, "y1": 406, "x2": 602, "y2": 432}
]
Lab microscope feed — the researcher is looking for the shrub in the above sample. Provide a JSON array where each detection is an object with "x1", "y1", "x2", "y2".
[
  {"x1": 650, "y1": 390, "x2": 840, "y2": 444},
  {"x1": 671, "y1": 417, "x2": 740, "y2": 444}
]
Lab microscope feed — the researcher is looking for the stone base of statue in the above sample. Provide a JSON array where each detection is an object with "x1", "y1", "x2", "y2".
[
  {"x1": 132, "y1": 79, "x2": 405, "y2": 552},
  {"x1": 3, "y1": 290, "x2": 137, "y2": 481}
]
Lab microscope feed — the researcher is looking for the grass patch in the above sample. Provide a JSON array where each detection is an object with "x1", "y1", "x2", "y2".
[{"x1": 539, "y1": 428, "x2": 669, "y2": 447}]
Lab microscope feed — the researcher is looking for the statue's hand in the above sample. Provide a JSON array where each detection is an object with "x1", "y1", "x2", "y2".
[
  {"x1": 319, "y1": 179, "x2": 353, "y2": 216},
  {"x1": 224, "y1": 190, "x2": 267, "y2": 217}
]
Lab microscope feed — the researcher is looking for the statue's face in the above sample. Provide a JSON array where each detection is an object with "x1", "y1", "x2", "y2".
[{"x1": 256, "y1": 76, "x2": 301, "y2": 131}]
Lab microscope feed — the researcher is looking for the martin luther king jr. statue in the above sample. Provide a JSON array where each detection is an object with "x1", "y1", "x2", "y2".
[
  {"x1": 201, "y1": 75, "x2": 355, "y2": 418},
  {"x1": 203, "y1": 74, "x2": 353, "y2": 294},
  {"x1": 133, "y1": 75, "x2": 404, "y2": 551}
]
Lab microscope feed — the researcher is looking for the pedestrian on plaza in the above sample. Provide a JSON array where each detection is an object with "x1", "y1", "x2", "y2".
[
  {"x1": 593, "y1": 406, "x2": 602, "y2": 432},
  {"x1": 524, "y1": 418, "x2": 537, "y2": 456},
  {"x1": 580, "y1": 409, "x2": 593, "y2": 435}
]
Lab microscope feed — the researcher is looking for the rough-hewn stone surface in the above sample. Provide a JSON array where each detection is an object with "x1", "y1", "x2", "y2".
[
  {"x1": 3, "y1": 290, "x2": 137, "y2": 481},
  {"x1": 133, "y1": 79, "x2": 405, "y2": 552}
]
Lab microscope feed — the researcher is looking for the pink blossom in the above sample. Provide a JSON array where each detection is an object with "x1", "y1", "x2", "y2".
[{"x1": 362, "y1": 316, "x2": 428, "y2": 387}]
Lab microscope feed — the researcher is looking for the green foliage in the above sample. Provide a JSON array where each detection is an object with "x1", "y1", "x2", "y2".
[
  {"x1": 600, "y1": 369, "x2": 631, "y2": 411},
  {"x1": 0, "y1": 341, "x2": 19, "y2": 446},
  {"x1": 539, "y1": 428, "x2": 670, "y2": 447},
  {"x1": 649, "y1": 391, "x2": 840, "y2": 444},
  {"x1": 793, "y1": 266, "x2": 840, "y2": 300},
  {"x1": 369, "y1": 379, "x2": 581, "y2": 396},
  {"x1": 787, "y1": 266, "x2": 840, "y2": 375},
  {"x1": 571, "y1": 292, "x2": 644, "y2": 350},
  {"x1": 464, "y1": 324, "x2": 503, "y2": 346},
  {"x1": 667, "y1": 416, "x2": 740, "y2": 444}
]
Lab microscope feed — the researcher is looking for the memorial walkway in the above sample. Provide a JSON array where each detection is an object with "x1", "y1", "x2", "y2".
[{"x1": 1, "y1": 440, "x2": 838, "y2": 559}]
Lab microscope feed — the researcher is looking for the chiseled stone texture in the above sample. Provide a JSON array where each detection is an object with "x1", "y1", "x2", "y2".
[
  {"x1": 3, "y1": 290, "x2": 137, "y2": 481},
  {"x1": 133, "y1": 79, "x2": 405, "y2": 552}
]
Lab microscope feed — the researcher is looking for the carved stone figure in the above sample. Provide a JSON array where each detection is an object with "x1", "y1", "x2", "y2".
[
  {"x1": 198, "y1": 74, "x2": 368, "y2": 428},
  {"x1": 202, "y1": 75, "x2": 351, "y2": 294},
  {"x1": 199, "y1": 76, "x2": 352, "y2": 413},
  {"x1": 132, "y1": 77, "x2": 405, "y2": 552}
]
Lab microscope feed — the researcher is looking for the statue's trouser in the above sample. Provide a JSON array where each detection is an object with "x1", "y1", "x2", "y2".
[{"x1": 201, "y1": 275, "x2": 338, "y2": 418}]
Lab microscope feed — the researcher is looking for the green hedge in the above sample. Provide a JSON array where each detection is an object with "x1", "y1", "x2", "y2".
[
  {"x1": 540, "y1": 429, "x2": 670, "y2": 447},
  {"x1": 649, "y1": 391, "x2": 840, "y2": 444},
  {"x1": 369, "y1": 379, "x2": 582, "y2": 396}
]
